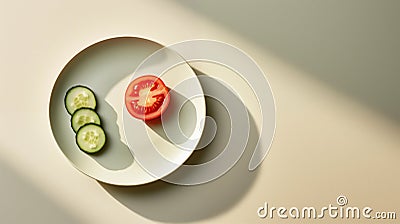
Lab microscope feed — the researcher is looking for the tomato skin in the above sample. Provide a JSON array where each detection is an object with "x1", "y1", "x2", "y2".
[{"x1": 125, "y1": 75, "x2": 170, "y2": 121}]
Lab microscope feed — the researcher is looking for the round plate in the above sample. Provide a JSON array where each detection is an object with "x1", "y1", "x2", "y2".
[{"x1": 49, "y1": 36, "x2": 205, "y2": 185}]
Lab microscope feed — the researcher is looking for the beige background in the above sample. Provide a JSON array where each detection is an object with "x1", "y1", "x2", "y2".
[{"x1": 1, "y1": 0, "x2": 399, "y2": 223}]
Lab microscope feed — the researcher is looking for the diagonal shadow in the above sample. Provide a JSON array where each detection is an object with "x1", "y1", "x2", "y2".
[
  {"x1": 174, "y1": 0, "x2": 400, "y2": 123},
  {"x1": 0, "y1": 160, "x2": 80, "y2": 223}
]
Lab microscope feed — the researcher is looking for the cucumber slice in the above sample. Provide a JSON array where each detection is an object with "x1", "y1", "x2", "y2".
[
  {"x1": 71, "y1": 108, "x2": 101, "y2": 132},
  {"x1": 76, "y1": 124, "x2": 106, "y2": 154},
  {"x1": 65, "y1": 85, "x2": 97, "y2": 115}
]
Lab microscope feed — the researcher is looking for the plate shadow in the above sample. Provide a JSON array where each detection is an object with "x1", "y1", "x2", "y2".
[{"x1": 99, "y1": 74, "x2": 261, "y2": 222}]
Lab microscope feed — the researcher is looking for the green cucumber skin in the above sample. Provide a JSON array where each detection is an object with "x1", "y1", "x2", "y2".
[
  {"x1": 75, "y1": 123, "x2": 106, "y2": 154},
  {"x1": 64, "y1": 85, "x2": 97, "y2": 115},
  {"x1": 71, "y1": 107, "x2": 101, "y2": 132},
  {"x1": 65, "y1": 85, "x2": 106, "y2": 154}
]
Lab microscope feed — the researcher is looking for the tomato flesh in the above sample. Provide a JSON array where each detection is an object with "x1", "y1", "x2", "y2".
[{"x1": 125, "y1": 75, "x2": 170, "y2": 121}]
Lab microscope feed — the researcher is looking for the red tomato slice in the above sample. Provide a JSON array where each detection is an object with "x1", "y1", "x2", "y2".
[{"x1": 125, "y1": 75, "x2": 170, "y2": 121}]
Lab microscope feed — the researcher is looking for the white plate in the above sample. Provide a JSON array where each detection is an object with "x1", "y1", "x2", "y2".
[{"x1": 49, "y1": 36, "x2": 205, "y2": 185}]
